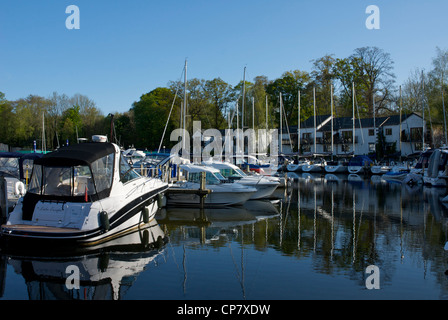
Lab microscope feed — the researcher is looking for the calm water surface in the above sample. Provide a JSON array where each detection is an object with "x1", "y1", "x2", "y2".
[{"x1": 1, "y1": 172, "x2": 448, "y2": 300}]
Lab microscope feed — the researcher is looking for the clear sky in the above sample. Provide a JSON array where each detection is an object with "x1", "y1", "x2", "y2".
[{"x1": 1, "y1": 0, "x2": 447, "y2": 115}]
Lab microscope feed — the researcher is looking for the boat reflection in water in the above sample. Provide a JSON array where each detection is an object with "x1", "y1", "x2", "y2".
[
  {"x1": 157, "y1": 200, "x2": 280, "y2": 244},
  {"x1": 0, "y1": 220, "x2": 167, "y2": 300}
]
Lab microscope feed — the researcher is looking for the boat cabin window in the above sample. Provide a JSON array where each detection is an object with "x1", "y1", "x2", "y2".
[
  {"x1": 91, "y1": 153, "x2": 114, "y2": 192},
  {"x1": 188, "y1": 171, "x2": 223, "y2": 185},
  {"x1": 119, "y1": 153, "x2": 140, "y2": 183},
  {"x1": 220, "y1": 168, "x2": 245, "y2": 178},
  {"x1": 28, "y1": 165, "x2": 96, "y2": 197}
]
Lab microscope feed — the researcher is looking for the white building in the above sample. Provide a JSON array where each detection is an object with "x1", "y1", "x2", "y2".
[{"x1": 280, "y1": 112, "x2": 426, "y2": 158}]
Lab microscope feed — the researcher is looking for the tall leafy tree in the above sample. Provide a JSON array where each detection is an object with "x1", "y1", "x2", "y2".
[
  {"x1": 311, "y1": 54, "x2": 337, "y2": 115},
  {"x1": 132, "y1": 87, "x2": 177, "y2": 150},
  {"x1": 351, "y1": 46, "x2": 396, "y2": 115},
  {"x1": 266, "y1": 70, "x2": 311, "y2": 127},
  {"x1": 204, "y1": 78, "x2": 234, "y2": 129}
]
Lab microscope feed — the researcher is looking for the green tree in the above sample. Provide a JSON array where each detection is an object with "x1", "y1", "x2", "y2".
[
  {"x1": 132, "y1": 87, "x2": 177, "y2": 150},
  {"x1": 60, "y1": 104, "x2": 81, "y2": 144},
  {"x1": 204, "y1": 78, "x2": 234, "y2": 129},
  {"x1": 0, "y1": 92, "x2": 16, "y2": 146},
  {"x1": 311, "y1": 54, "x2": 337, "y2": 115},
  {"x1": 266, "y1": 70, "x2": 311, "y2": 127}
]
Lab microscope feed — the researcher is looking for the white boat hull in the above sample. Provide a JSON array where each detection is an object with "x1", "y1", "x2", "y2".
[
  {"x1": 166, "y1": 189, "x2": 254, "y2": 207},
  {"x1": 286, "y1": 163, "x2": 305, "y2": 172},
  {"x1": 324, "y1": 165, "x2": 347, "y2": 173},
  {"x1": 2, "y1": 182, "x2": 168, "y2": 245},
  {"x1": 371, "y1": 166, "x2": 390, "y2": 175},
  {"x1": 348, "y1": 166, "x2": 364, "y2": 174},
  {"x1": 302, "y1": 164, "x2": 323, "y2": 173}
]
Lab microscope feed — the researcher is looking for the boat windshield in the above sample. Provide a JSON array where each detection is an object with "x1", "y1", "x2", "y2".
[
  {"x1": 219, "y1": 168, "x2": 246, "y2": 178},
  {"x1": 188, "y1": 171, "x2": 224, "y2": 185},
  {"x1": 28, "y1": 153, "x2": 114, "y2": 197},
  {"x1": 120, "y1": 153, "x2": 140, "y2": 183}
]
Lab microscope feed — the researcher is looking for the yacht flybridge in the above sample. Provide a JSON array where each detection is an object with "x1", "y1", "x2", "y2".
[{"x1": 1, "y1": 142, "x2": 168, "y2": 245}]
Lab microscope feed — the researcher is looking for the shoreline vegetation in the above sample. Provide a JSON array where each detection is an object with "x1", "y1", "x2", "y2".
[{"x1": 1, "y1": 46, "x2": 447, "y2": 153}]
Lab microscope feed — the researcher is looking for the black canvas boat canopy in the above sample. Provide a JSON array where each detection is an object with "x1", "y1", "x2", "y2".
[{"x1": 35, "y1": 142, "x2": 116, "y2": 167}]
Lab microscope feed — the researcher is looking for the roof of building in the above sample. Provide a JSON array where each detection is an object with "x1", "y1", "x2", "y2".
[{"x1": 287, "y1": 112, "x2": 422, "y2": 133}]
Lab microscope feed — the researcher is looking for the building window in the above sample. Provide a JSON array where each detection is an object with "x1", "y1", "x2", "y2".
[
  {"x1": 341, "y1": 131, "x2": 353, "y2": 143},
  {"x1": 369, "y1": 143, "x2": 376, "y2": 152},
  {"x1": 385, "y1": 128, "x2": 392, "y2": 135},
  {"x1": 410, "y1": 127, "x2": 423, "y2": 141},
  {"x1": 369, "y1": 129, "x2": 375, "y2": 136}
]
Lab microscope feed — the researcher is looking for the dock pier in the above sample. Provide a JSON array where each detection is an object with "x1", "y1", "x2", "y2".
[{"x1": 163, "y1": 171, "x2": 211, "y2": 208}]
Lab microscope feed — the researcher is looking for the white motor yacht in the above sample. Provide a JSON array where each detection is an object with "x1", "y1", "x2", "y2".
[
  {"x1": 202, "y1": 160, "x2": 279, "y2": 199},
  {"x1": 166, "y1": 164, "x2": 257, "y2": 207},
  {"x1": 1, "y1": 141, "x2": 168, "y2": 245}
]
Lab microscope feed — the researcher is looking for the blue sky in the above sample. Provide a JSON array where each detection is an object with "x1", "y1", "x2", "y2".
[{"x1": 1, "y1": 0, "x2": 447, "y2": 115}]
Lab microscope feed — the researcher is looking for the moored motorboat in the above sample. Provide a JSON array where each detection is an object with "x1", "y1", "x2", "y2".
[
  {"x1": 166, "y1": 164, "x2": 257, "y2": 207},
  {"x1": 1, "y1": 141, "x2": 168, "y2": 246},
  {"x1": 302, "y1": 158, "x2": 325, "y2": 173},
  {"x1": 324, "y1": 160, "x2": 348, "y2": 173},
  {"x1": 0, "y1": 152, "x2": 43, "y2": 211},
  {"x1": 286, "y1": 159, "x2": 310, "y2": 172},
  {"x1": 381, "y1": 165, "x2": 410, "y2": 183},
  {"x1": 202, "y1": 160, "x2": 279, "y2": 199},
  {"x1": 370, "y1": 163, "x2": 391, "y2": 175},
  {"x1": 347, "y1": 155, "x2": 373, "y2": 174},
  {"x1": 423, "y1": 148, "x2": 448, "y2": 187}
]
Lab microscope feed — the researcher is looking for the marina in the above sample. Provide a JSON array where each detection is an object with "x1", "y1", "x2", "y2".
[
  {"x1": 0, "y1": 167, "x2": 448, "y2": 299},
  {"x1": 1, "y1": 0, "x2": 447, "y2": 304}
]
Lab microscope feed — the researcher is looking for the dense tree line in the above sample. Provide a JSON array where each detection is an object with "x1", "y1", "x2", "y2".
[{"x1": 1, "y1": 46, "x2": 447, "y2": 151}]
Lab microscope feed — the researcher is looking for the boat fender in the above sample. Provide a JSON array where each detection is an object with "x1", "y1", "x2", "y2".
[
  {"x1": 156, "y1": 235, "x2": 164, "y2": 248},
  {"x1": 142, "y1": 207, "x2": 150, "y2": 223},
  {"x1": 141, "y1": 229, "x2": 150, "y2": 247},
  {"x1": 99, "y1": 211, "x2": 110, "y2": 232},
  {"x1": 14, "y1": 181, "x2": 26, "y2": 196},
  {"x1": 157, "y1": 193, "x2": 164, "y2": 209},
  {"x1": 98, "y1": 254, "x2": 109, "y2": 272}
]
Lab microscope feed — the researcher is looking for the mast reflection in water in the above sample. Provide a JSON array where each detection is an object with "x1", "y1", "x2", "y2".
[{"x1": 1, "y1": 172, "x2": 448, "y2": 300}]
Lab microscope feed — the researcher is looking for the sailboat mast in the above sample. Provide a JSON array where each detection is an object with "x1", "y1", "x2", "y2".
[
  {"x1": 331, "y1": 85, "x2": 334, "y2": 156},
  {"x1": 252, "y1": 97, "x2": 255, "y2": 130},
  {"x1": 242, "y1": 67, "x2": 246, "y2": 130},
  {"x1": 399, "y1": 86, "x2": 402, "y2": 159},
  {"x1": 298, "y1": 90, "x2": 301, "y2": 154},
  {"x1": 280, "y1": 93, "x2": 283, "y2": 153},
  {"x1": 442, "y1": 70, "x2": 447, "y2": 146},
  {"x1": 352, "y1": 82, "x2": 355, "y2": 154},
  {"x1": 422, "y1": 71, "x2": 425, "y2": 150},
  {"x1": 42, "y1": 112, "x2": 46, "y2": 153},
  {"x1": 265, "y1": 95, "x2": 268, "y2": 132},
  {"x1": 313, "y1": 87, "x2": 317, "y2": 154},
  {"x1": 183, "y1": 60, "x2": 187, "y2": 150}
]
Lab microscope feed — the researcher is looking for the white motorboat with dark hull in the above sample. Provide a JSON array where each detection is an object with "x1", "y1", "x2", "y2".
[{"x1": 1, "y1": 142, "x2": 168, "y2": 246}]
